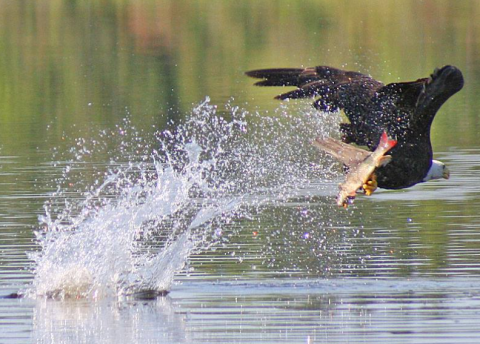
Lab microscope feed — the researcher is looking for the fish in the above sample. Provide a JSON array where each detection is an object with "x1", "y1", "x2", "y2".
[{"x1": 312, "y1": 131, "x2": 397, "y2": 207}]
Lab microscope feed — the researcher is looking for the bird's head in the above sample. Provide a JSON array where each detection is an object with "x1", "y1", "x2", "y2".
[{"x1": 423, "y1": 159, "x2": 450, "y2": 182}]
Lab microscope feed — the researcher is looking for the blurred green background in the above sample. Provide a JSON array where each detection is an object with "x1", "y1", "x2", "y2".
[{"x1": 0, "y1": 0, "x2": 477, "y2": 158}]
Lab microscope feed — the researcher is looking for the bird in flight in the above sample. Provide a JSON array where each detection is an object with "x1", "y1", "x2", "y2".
[{"x1": 246, "y1": 65, "x2": 464, "y2": 198}]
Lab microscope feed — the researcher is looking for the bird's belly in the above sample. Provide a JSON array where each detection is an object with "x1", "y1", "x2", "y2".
[{"x1": 375, "y1": 159, "x2": 431, "y2": 189}]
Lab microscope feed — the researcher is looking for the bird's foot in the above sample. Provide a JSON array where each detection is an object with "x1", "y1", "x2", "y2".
[{"x1": 362, "y1": 175, "x2": 378, "y2": 196}]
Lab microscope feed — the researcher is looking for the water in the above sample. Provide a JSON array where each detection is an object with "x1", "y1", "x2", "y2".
[
  {"x1": 23, "y1": 98, "x2": 341, "y2": 299},
  {"x1": 2, "y1": 1, "x2": 480, "y2": 343},
  {"x1": 3, "y1": 99, "x2": 480, "y2": 343}
]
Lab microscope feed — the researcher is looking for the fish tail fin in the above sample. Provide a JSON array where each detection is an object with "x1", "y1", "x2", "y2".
[
  {"x1": 379, "y1": 131, "x2": 397, "y2": 150},
  {"x1": 375, "y1": 155, "x2": 392, "y2": 167}
]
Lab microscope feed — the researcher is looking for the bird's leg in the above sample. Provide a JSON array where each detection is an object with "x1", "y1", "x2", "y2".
[{"x1": 363, "y1": 173, "x2": 378, "y2": 196}]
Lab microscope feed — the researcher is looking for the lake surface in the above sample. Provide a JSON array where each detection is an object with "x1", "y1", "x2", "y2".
[{"x1": 1, "y1": 1, "x2": 480, "y2": 343}]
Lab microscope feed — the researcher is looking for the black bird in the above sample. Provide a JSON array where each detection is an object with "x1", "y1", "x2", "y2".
[{"x1": 246, "y1": 65, "x2": 464, "y2": 190}]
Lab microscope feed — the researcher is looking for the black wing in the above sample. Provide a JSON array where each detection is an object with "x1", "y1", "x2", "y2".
[
  {"x1": 375, "y1": 79, "x2": 427, "y2": 113},
  {"x1": 375, "y1": 65, "x2": 464, "y2": 132},
  {"x1": 246, "y1": 66, "x2": 384, "y2": 113},
  {"x1": 412, "y1": 65, "x2": 464, "y2": 130}
]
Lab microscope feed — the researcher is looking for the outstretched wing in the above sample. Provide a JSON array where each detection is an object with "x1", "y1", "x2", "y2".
[
  {"x1": 375, "y1": 65, "x2": 464, "y2": 131},
  {"x1": 367, "y1": 79, "x2": 427, "y2": 140},
  {"x1": 312, "y1": 136, "x2": 370, "y2": 169},
  {"x1": 411, "y1": 65, "x2": 464, "y2": 130},
  {"x1": 375, "y1": 79, "x2": 427, "y2": 113},
  {"x1": 246, "y1": 66, "x2": 384, "y2": 113}
]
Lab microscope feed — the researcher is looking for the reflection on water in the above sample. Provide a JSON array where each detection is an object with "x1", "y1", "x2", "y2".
[
  {"x1": 172, "y1": 279, "x2": 480, "y2": 344},
  {"x1": 4, "y1": 278, "x2": 480, "y2": 343},
  {"x1": 31, "y1": 297, "x2": 187, "y2": 344},
  {"x1": 1, "y1": 0, "x2": 480, "y2": 343}
]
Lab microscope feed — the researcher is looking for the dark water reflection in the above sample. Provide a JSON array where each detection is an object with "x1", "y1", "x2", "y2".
[{"x1": 1, "y1": 0, "x2": 480, "y2": 343}]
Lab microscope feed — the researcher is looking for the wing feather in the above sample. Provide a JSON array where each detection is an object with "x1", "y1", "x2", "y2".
[{"x1": 246, "y1": 66, "x2": 384, "y2": 128}]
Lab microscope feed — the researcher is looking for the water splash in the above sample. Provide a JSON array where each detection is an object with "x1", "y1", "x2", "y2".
[{"x1": 26, "y1": 98, "x2": 340, "y2": 299}]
